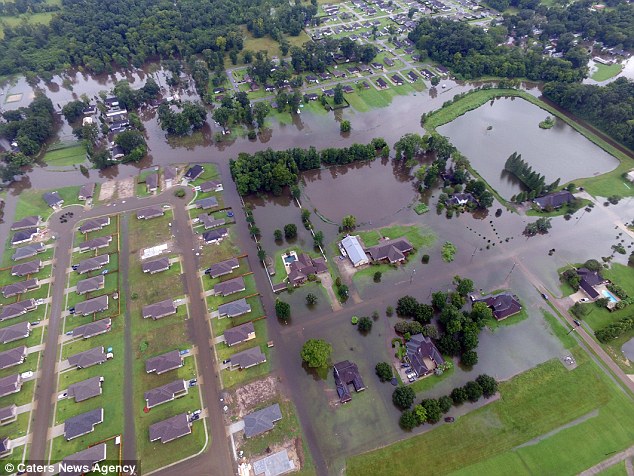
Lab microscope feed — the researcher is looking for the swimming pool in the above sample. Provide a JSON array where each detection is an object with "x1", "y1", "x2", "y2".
[
  {"x1": 602, "y1": 290, "x2": 618, "y2": 303},
  {"x1": 283, "y1": 254, "x2": 297, "y2": 265}
]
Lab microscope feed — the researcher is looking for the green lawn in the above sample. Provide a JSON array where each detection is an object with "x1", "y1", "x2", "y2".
[
  {"x1": 409, "y1": 362, "x2": 455, "y2": 393},
  {"x1": 206, "y1": 273, "x2": 258, "y2": 310},
  {"x1": 128, "y1": 210, "x2": 173, "y2": 253},
  {"x1": 597, "y1": 461, "x2": 628, "y2": 476},
  {"x1": 210, "y1": 295, "x2": 265, "y2": 336},
  {"x1": 197, "y1": 228, "x2": 241, "y2": 264},
  {"x1": 14, "y1": 186, "x2": 81, "y2": 221},
  {"x1": 591, "y1": 63, "x2": 623, "y2": 82},
  {"x1": 43, "y1": 144, "x2": 87, "y2": 166},
  {"x1": 201, "y1": 257, "x2": 250, "y2": 292},
  {"x1": 221, "y1": 343, "x2": 271, "y2": 388},
  {"x1": 525, "y1": 198, "x2": 591, "y2": 218},
  {"x1": 0, "y1": 12, "x2": 55, "y2": 38}
]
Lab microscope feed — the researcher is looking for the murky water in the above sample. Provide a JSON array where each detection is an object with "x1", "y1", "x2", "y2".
[{"x1": 437, "y1": 97, "x2": 620, "y2": 199}]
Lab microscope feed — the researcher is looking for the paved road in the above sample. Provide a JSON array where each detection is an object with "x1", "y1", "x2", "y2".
[{"x1": 579, "y1": 445, "x2": 634, "y2": 475}]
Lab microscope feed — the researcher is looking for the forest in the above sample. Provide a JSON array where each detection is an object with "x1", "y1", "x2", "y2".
[{"x1": 543, "y1": 78, "x2": 634, "y2": 151}]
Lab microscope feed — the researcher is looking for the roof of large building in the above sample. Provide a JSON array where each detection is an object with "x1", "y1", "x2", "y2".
[
  {"x1": 142, "y1": 257, "x2": 170, "y2": 274},
  {"x1": 0, "y1": 322, "x2": 31, "y2": 344},
  {"x1": 75, "y1": 295, "x2": 109, "y2": 316},
  {"x1": 142, "y1": 299, "x2": 177, "y2": 319},
  {"x1": 341, "y1": 235, "x2": 367, "y2": 266},
  {"x1": 137, "y1": 206, "x2": 164, "y2": 220},
  {"x1": 78, "y1": 236, "x2": 112, "y2": 252},
  {"x1": 11, "y1": 260, "x2": 41, "y2": 276},
  {"x1": 224, "y1": 321, "x2": 255, "y2": 346},
  {"x1": 75, "y1": 254, "x2": 109, "y2": 274},
  {"x1": 67, "y1": 347, "x2": 106, "y2": 369},
  {"x1": 2, "y1": 278, "x2": 38, "y2": 298},
  {"x1": 534, "y1": 191, "x2": 574, "y2": 209},
  {"x1": 0, "y1": 298, "x2": 36, "y2": 321},
  {"x1": 214, "y1": 276, "x2": 245, "y2": 296},
  {"x1": 231, "y1": 346, "x2": 266, "y2": 369},
  {"x1": 0, "y1": 374, "x2": 22, "y2": 398},
  {"x1": 67, "y1": 376, "x2": 104, "y2": 402},
  {"x1": 406, "y1": 333, "x2": 444, "y2": 377},
  {"x1": 72, "y1": 318, "x2": 111, "y2": 339},
  {"x1": 366, "y1": 238, "x2": 413, "y2": 263},
  {"x1": 476, "y1": 293, "x2": 522, "y2": 320},
  {"x1": 11, "y1": 215, "x2": 41, "y2": 231},
  {"x1": 64, "y1": 408, "x2": 104, "y2": 440},
  {"x1": 206, "y1": 258, "x2": 239, "y2": 278},
  {"x1": 144, "y1": 380, "x2": 187, "y2": 408},
  {"x1": 333, "y1": 360, "x2": 365, "y2": 403},
  {"x1": 12, "y1": 243, "x2": 44, "y2": 261},
  {"x1": 76, "y1": 275, "x2": 105, "y2": 295},
  {"x1": 243, "y1": 403, "x2": 282, "y2": 438},
  {"x1": 218, "y1": 298, "x2": 251, "y2": 319},
  {"x1": 60, "y1": 443, "x2": 107, "y2": 476},
  {"x1": 146, "y1": 350, "x2": 183, "y2": 375},
  {"x1": 0, "y1": 346, "x2": 27, "y2": 370},
  {"x1": 149, "y1": 413, "x2": 191, "y2": 443},
  {"x1": 79, "y1": 217, "x2": 110, "y2": 234}
]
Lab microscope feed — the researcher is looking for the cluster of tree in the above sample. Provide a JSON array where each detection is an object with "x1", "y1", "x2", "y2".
[
  {"x1": 397, "y1": 374, "x2": 498, "y2": 430},
  {"x1": 113, "y1": 129, "x2": 147, "y2": 164},
  {"x1": 375, "y1": 362, "x2": 394, "y2": 382},
  {"x1": 0, "y1": 94, "x2": 55, "y2": 168},
  {"x1": 505, "y1": 152, "x2": 559, "y2": 198},
  {"x1": 0, "y1": 0, "x2": 61, "y2": 16},
  {"x1": 212, "y1": 92, "x2": 256, "y2": 130},
  {"x1": 394, "y1": 132, "x2": 455, "y2": 163},
  {"x1": 561, "y1": 268, "x2": 581, "y2": 291},
  {"x1": 112, "y1": 79, "x2": 161, "y2": 111},
  {"x1": 524, "y1": 217, "x2": 552, "y2": 236},
  {"x1": 247, "y1": 3, "x2": 317, "y2": 38},
  {"x1": 396, "y1": 295, "x2": 434, "y2": 325},
  {"x1": 275, "y1": 299, "x2": 291, "y2": 321},
  {"x1": 596, "y1": 316, "x2": 634, "y2": 343},
  {"x1": 157, "y1": 101, "x2": 207, "y2": 136},
  {"x1": 408, "y1": 18, "x2": 584, "y2": 82},
  {"x1": 230, "y1": 141, "x2": 385, "y2": 195},
  {"x1": 543, "y1": 79, "x2": 634, "y2": 150},
  {"x1": 289, "y1": 38, "x2": 378, "y2": 74},
  {"x1": 300, "y1": 338, "x2": 332, "y2": 368},
  {"x1": 274, "y1": 90, "x2": 304, "y2": 114}
]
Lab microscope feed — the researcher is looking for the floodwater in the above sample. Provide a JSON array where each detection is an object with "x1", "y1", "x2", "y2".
[
  {"x1": 437, "y1": 97, "x2": 620, "y2": 198},
  {"x1": 622, "y1": 338, "x2": 634, "y2": 361}
]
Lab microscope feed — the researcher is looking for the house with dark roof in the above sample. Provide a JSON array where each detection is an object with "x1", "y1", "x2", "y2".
[
  {"x1": 75, "y1": 254, "x2": 110, "y2": 274},
  {"x1": 2, "y1": 279, "x2": 38, "y2": 298},
  {"x1": 144, "y1": 380, "x2": 188, "y2": 408},
  {"x1": 341, "y1": 235, "x2": 368, "y2": 267},
  {"x1": 244, "y1": 403, "x2": 282, "y2": 438},
  {"x1": 163, "y1": 166, "x2": 178, "y2": 188},
  {"x1": 0, "y1": 299, "x2": 37, "y2": 321},
  {"x1": 195, "y1": 197, "x2": 219, "y2": 210},
  {"x1": 0, "y1": 405, "x2": 17, "y2": 426},
  {"x1": 64, "y1": 408, "x2": 104, "y2": 440},
  {"x1": 0, "y1": 437, "x2": 11, "y2": 457},
  {"x1": 406, "y1": 334, "x2": 444, "y2": 377},
  {"x1": 11, "y1": 216, "x2": 41, "y2": 231},
  {"x1": 79, "y1": 236, "x2": 112, "y2": 253},
  {"x1": 322, "y1": 88, "x2": 335, "y2": 97},
  {"x1": 0, "y1": 374, "x2": 22, "y2": 398},
  {"x1": 576, "y1": 268, "x2": 609, "y2": 300},
  {"x1": 474, "y1": 293, "x2": 522, "y2": 320},
  {"x1": 43, "y1": 191, "x2": 64, "y2": 209},
  {"x1": 287, "y1": 254, "x2": 328, "y2": 286},
  {"x1": 67, "y1": 376, "x2": 104, "y2": 402},
  {"x1": 305, "y1": 75, "x2": 318, "y2": 83},
  {"x1": 376, "y1": 77, "x2": 388, "y2": 89},
  {"x1": 206, "y1": 258, "x2": 239, "y2": 279},
  {"x1": 146, "y1": 350, "x2": 183, "y2": 375},
  {"x1": 142, "y1": 257, "x2": 171, "y2": 274},
  {"x1": 342, "y1": 85, "x2": 354, "y2": 94},
  {"x1": 72, "y1": 318, "x2": 111, "y2": 339},
  {"x1": 199, "y1": 181, "x2": 223, "y2": 193},
  {"x1": 0, "y1": 346, "x2": 27, "y2": 370},
  {"x1": 12, "y1": 243, "x2": 45, "y2": 261},
  {"x1": 11, "y1": 260, "x2": 41, "y2": 277},
  {"x1": 333, "y1": 360, "x2": 365, "y2": 403},
  {"x1": 74, "y1": 295, "x2": 109, "y2": 316},
  {"x1": 78, "y1": 183, "x2": 95, "y2": 201},
  {"x1": 184, "y1": 165, "x2": 204, "y2": 181},
  {"x1": 76, "y1": 276, "x2": 105, "y2": 295},
  {"x1": 146, "y1": 173, "x2": 159, "y2": 193},
  {"x1": 384, "y1": 57, "x2": 395, "y2": 67},
  {"x1": 390, "y1": 74, "x2": 404, "y2": 85},
  {"x1": 533, "y1": 191, "x2": 574, "y2": 210},
  {"x1": 407, "y1": 71, "x2": 419, "y2": 82},
  {"x1": 137, "y1": 207, "x2": 164, "y2": 220},
  {"x1": 366, "y1": 238, "x2": 413, "y2": 264},
  {"x1": 230, "y1": 346, "x2": 266, "y2": 369},
  {"x1": 79, "y1": 217, "x2": 110, "y2": 234},
  {"x1": 0, "y1": 322, "x2": 31, "y2": 344},
  {"x1": 60, "y1": 443, "x2": 107, "y2": 476},
  {"x1": 67, "y1": 347, "x2": 107, "y2": 369},
  {"x1": 214, "y1": 277, "x2": 245, "y2": 297},
  {"x1": 11, "y1": 228, "x2": 39, "y2": 245},
  {"x1": 199, "y1": 214, "x2": 225, "y2": 230},
  {"x1": 203, "y1": 228, "x2": 229, "y2": 244},
  {"x1": 446, "y1": 192, "x2": 477, "y2": 207},
  {"x1": 218, "y1": 298, "x2": 251, "y2": 319},
  {"x1": 304, "y1": 93, "x2": 319, "y2": 101},
  {"x1": 149, "y1": 413, "x2": 192, "y2": 443},
  {"x1": 142, "y1": 299, "x2": 177, "y2": 320},
  {"x1": 224, "y1": 321, "x2": 256, "y2": 347}
]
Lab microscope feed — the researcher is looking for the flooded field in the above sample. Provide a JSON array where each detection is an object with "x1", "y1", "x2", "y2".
[{"x1": 437, "y1": 97, "x2": 620, "y2": 198}]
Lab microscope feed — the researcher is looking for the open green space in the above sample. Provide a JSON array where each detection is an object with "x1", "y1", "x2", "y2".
[
  {"x1": 43, "y1": 144, "x2": 87, "y2": 166},
  {"x1": 205, "y1": 273, "x2": 258, "y2": 310},
  {"x1": 198, "y1": 228, "x2": 241, "y2": 264},
  {"x1": 0, "y1": 12, "x2": 55, "y2": 39},
  {"x1": 128, "y1": 211, "x2": 173, "y2": 253},
  {"x1": 14, "y1": 186, "x2": 81, "y2": 222},
  {"x1": 221, "y1": 343, "x2": 271, "y2": 388},
  {"x1": 0, "y1": 263, "x2": 52, "y2": 287},
  {"x1": 591, "y1": 63, "x2": 623, "y2": 82},
  {"x1": 597, "y1": 461, "x2": 628, "y2": 476},
  {"x1": 356, "y1": 224, "x2": 436, "y2": 249}
]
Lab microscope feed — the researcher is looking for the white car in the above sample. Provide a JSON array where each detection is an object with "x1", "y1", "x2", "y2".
[
  {"x1": 20, "y1": 371, "x2": 34, "y2": 379},
  {"x1": 58, "y1": 392, "x2": 68, "y2": 400}
]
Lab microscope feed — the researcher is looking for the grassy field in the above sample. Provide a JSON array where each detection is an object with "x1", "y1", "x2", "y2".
[
  {"x1": 240, "y1": 26, "x2": 310, "y2": 59},
  {"x1": 14, "y1": 186, "x2": 81, "y2": 221},
  {"x1": 591, "y1": 63, "x2": 623, "y2": 82},
  {"x1": 0, "y1": 11, "x2": 55, "y2": 39},
  {"x1": 43, "y1": 144, "x2": 87, "y2": 166},
  {"x1": 525, "y1": 198, "x2": 591, "y2": 218},
  {"x1": 347, "y1": 347, "x2": 634, "y2": 476}
]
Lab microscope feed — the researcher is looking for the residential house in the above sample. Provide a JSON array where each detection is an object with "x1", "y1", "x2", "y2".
[
  {"x1": 144, "y1": 380, "x2": 188, "y2": 408},
  {"x1": 333, "y1": 360, "x2": 365, "y2": 403},
  {"x1": 376, "y1": 78, "x2": 388, "y2": 89},
  {"x1": 199, "y1": 181, "x2": 223, "y2": 193},
  {"x1": 0, "y1": 346, "x2": 27, "y2": 370},
  {"x1": 184, "y1": 165, "x2": 204, "y2": 181},
  {"x1": 111, "y1": 146, "x2": 125, "y2": 161},
  {"x1": 74, "y1": 295, "x2": 109, "y2": 316},
  {"x1": 67, "y1": 376, "x2": 104, "y2": 402},
  {"x1": 195, "y1": 197, "x2": 219, "y2": 210},
  {"x1": 142, "y1": 257, "x2": 171, "y2": 274},
  {"x1": 390, "y1": 74, "x2": 404, "y2": 85},
  {"x1": 203, "y1": 228, "x2": 228, "y2": 244},
  {"x1": 71, "y1": 318, "x2": 111, "y2": 339},
  {"x1": 67, "y1": 347, "x2": 107, "y2": 369},
  {"x1": 305, "y1": 75, "x2": 318, "y2": 83},
  {"x1": 230, "y1": 346, "x2": 266, "y2": 370},
  {"x1": 323, "y1": 89, "x2": 335, "y2": 97},
  {"x1": 304, "y1": 93, "x2": 319, "y2": 101},
  {"x1": 78, "y1": 236, "x2": 112, "y2": 253},
  {"x1": 576, "y1": 268, "x2": 609, "y2": 300},
  {"x1": 42, "y1": 191, "x2": 64, "y2": 209},
  {"x1": 224, "y1": 321, "x2": 255, "y2": 346},
  {"x1": 149, "y1": 413, "x2": 192, "y2": 444},
  {"x1": 198, "y1": 214, "x2": 225, "y2": 230},
  {"x1": 407, "y1": 71, "x2": 419, "y2": 82},
  {"x1": 0, "y1": 322, "x2": 31, "y2": 344},
  {"x1": 206, "y1": 258, "x2": 239, "y2": 279},
  {"x1": 60, "y1": 444, "x2": 107, "y2": 476},
  {"x1": 214, "y1": 277, "x2": 246, "y2": 297},
  {"x1": 342, "y1": 85, "x2": 354, "y2": 94},
  {"x1": 341, "y1": 235, "x2": 369, "y2": 267},
  {"x1": 103, "y1": 97, "x2": 120, "y2": 110},
  {"x1": 11, "y1": 228, "x2": 38, "y2": 245},
  {"x1": 11, "y1": 216, "x2": 41, "y2": 231},
  {"x1": 384, "y1": 57, "x2": 395, "y2": 67},
  {"x1": 78, "y1": 183, "x2": 95, "y2": 201},
  {"x1": 533, "y1": 191, "x2": 574, "y2": 210},
  {"x1": 75, "y1": 254, "x2": 109, "y2": 274},
  {"x1": 287, "y1": 254, "x2": 328, "y2": 286},
  {"x1": 446, "y1": 192, "x2": 477, "y2": 207},
  {"x1": 142, "y1": 299, "x2": 177, "y2": 320},
  {"x1": 371, "y1": 62, "x2": 384, "y2": 70},
  {"x1": 76, "y1": 275, "x2": 105, "y2": 295},
  {"x1": 474, "y1": 293, "x2": 522, "y2": 320},
  {"x1": 218, "y1": 298, "x2": 251, "y2": 319},
  {"x1": 2, "y1": 279, "x2": 38, "y2": 299},
  {"x1": 137, "y1": 207, "x2": 164, "y2": 220},
  {"x1": 146, "y1": 350, "x2": 183, "y2": 375},
  {"x1": 406, "y1": 334, "x2": 444, "y2": 377},
  {"x1": 243, "y1": 403, "x2": 282, "y2": 438},
  {"x1": 146, "y1": 173, "x2": 159, "y2": 193},
  {"x1": 11, "y1": 260, "x2": 41, "y2": 277},
  {"x1": 64, "y1": 408, "x2": 104, "y2": 440},
  {"x1": 164, "y1": 166, "x2": 178, "y2": 188},
  {"x1": 0, "y1": 374, "x2": 22, "y2": 398},
  {"x1": 83, "y1": 105, "x2": 97, "y2": 116},
  {"x1": 12, "y1": 243, "x2": 45, "y2": 261},
  {"x1": 79, "y1": 217, "x2": 110, "y2": 234},
  {"x1": 347, "y1": 66, "x2": 360, "y2": 74},
  {"x1": 0, "y1": 405, "x2": 17, "y2": 426},
  {"x1": 0, "y1": 437, "x2": 11, "y2": 458},
  {"x1": 366, "y1": 238, "x2": 413, "y2": 264},
  {"x1": 0, "y1": 299, "x2": 37, "y2": 322}
]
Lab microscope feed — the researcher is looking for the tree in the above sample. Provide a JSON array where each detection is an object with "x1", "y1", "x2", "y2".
[
  {"x1": 114, "y1": 130, "x2": 146, "y2": 155},
  {"x1": 414, "y1": 303, "x2": 434, "y2": 324},
  {"x1": 438, "y1": 395, "x2": 453, "y2": 414},
  {"x1": 375, "y1": 362, "x2": 393, "y2": 382},
  {"x1": 284, "y1": 223, "x2": 297, "y2": 239},
  {"x1": 301, "y1": 339, "x2": 332, "y2": 368},
  {"x1": 373, "y1": 271, "x2": 382, "y2": 283},
  {"x1": 414, "y1": 404, "x2": 427, "y2": 425},
  {"x1": 274, "y1": 229, "x2": 283, "y2": 241},
  {"x1": 461, "y1": 350, "x2": 478, "y2": 367},
  {"x1": 392, "y1": 386, "x2": 416, "y2": 410},
  {"x1": 432, "y1": 291, "x2": 447, "y2": 310},
  {"x1": 340, "y1": 120, "x2": 351, "y2": 133},
  {"x1": 275, "y1": 299, "x2": 291, "y2": 321},
  {"x1": 334, "y1": 83, "x2": 344, "y2": 105},
  {"x1": 421, "y1": 399, "x2": 442, "y2": 424},
  {"x1": 476, "y1": 374, "x2": 498, "y2": 398},
  {"x1": 257, "y1": 249, "x2": 266, "y2": 261},
  {"x1": 253, "y1": 101, "x2": 271, "y2": 128},
  {"x1": 313, "y1": 230, "x2": 324, "y2": 248},
  {"x1": 358, "y1": 316, "x2": 372, "y2": 332},
  {"x1": 451, "y1": 386, "x2": 468, "y2": 405},
  {"x1": 454, "y1": 276, "x2": 474, "y2": 296},
  {"x1": 399, "y1": 410, "x2": 418, "y2": 430},
  {"x1": 386, "y1": 306, "x2": 394, "y2": 317},
  {"x1": 397, "y1": 296, "x2": 419, "y2": 318},
  {"x1": 62, "y1": 100, "x2": 87, "y2": 123},
  {"x1": 464, "y1": 380, "x2": 483, "y2": 402},
  {"x1": 422, "y1": 324, "x2": 439, "y2": 339},
  {"x1": 470, "y1": 301, "x2": 493, "y2": 324},
  {"x1": 306, "y1": 293, "x2": 318, "y2": 306},
  {"x1": 342, "y1": 215, "x2": 356, "y2": 231},
  {"x1": 430, "y1": 76, "x2": 440, "y2": 86}
]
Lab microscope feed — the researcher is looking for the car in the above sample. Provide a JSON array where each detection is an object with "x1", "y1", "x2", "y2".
[
  {"x1": 65, "y1": 331, "x2": 73, "y2": 336},
  {"x1": 400, "y1": 364, "x2": 409, "y2": 368},
  {"x1": 408, "y1": 377, "x2": 416, "y2": 382},
  {"x1": 226, "y1": 211, "x2": 234, "y2": 218},
  {"x1": 20, "y1": 371, "x2": 34, "y2": 379},
  {"x1": 31, "y1": 321, "x2": 40, "y2": 326},
  {"x1": 106, "y1": 352, "x2": 114, "y2": 360},
  {"x1": 444, "y1": 417, "x2": 455, "y2": 423},
  {"x1": 101, "y1": 269, "x2": 109, "y2": 275},
  {"x1": 222, "y1": 359, "x2": 231, "y2": 364},
  {"x1": 68, "y1": 307, "x2": 76, "y2": 315},
  {"x1": 192, "y1": 409, "x2": 202, "y2": 416},
  {"x1": 189, "y1": 378, "x2": 198, "y2": 387},
  {"x1": 163, "y1": 204, "x2": 171, "y2": 209},
  {"x1": 541, "y1": 293, "x2": 548, "y2": 300},
  {"x1": 71, "y1": 265, "x2": 79, "y2": 270},
  {"x1": 58, "y1": 392, "x2": 68, "y2": 400},
  {"x1": 179, "y1": 349, "x2": 190, "y2": 355},
  {"x1": 573, "y1": 319, "x2": 581, "y2": 326},
  {"x1": 190, "y1": 414, "x2": 200, "y2": 422}
]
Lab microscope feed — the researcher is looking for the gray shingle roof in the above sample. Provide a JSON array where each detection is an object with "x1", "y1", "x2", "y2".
[
  {"x1": 0, "y1": 405, "x2": 17, "y2": 422},
  {"x1": 79, "y1": 183, "x2": 95, "y2": 200},
  {"x1": 144, "y1": 380, "x2": 187, "y2": 408},
  {"x1": 218, "y1": 298, "x2": 251, "y2": 319},
  {"x1": 199, "y1": 180, "x2": 222, "y2": 193},
  {"x1": 0, "y1": 322, "x2": 31, "y2": 344},
  {"x1": 79, "y1": 217, "x2": 110, "y2": 233},
  {"x1": 231, "y1": 346, "x2": 266, "y2": 369},
  {"x1": 12, "y1": 228, "x2": 38, "y2": 244},
  {"x1": 0, "y1": 299, "x2": 36, "y2": 321},
  {"x1": 206, "y1": 258, "x2": 239, "y2": 278},
  {"x1": 136, "y1": 207, "x2": 164, "y2": 220},
  {"x1": 224, "y1": 321, "x2": 255, "y2": 347},
  {"x1": 79, "y1": 236, "x2": 112, "y2": 252},
  {"x1": 72, "y1": 318, "x2": 111, "y2": 338},
  {"x1": 64, "y1": 408, "x2": 103, "y2": 440},
  {"x1": 74, "y1": 295, "x2": 109, "y2": 316},
  {"x1": 12, "y1": 243, "x2": 44, "y2": 261},
  {"x1": 60, "y1": 443, "x2": 107, "y2": 476},
  {"x1": 67, "y1": 376, "x2": 104, "y2": 402},
  {"x1": 366, "y1": 238, "x2": 413, "y2": 263},
  {"x1": 244, "y1": 403, "x2": 282, "y2": 438},
  {"x1": 75, "y1": 254, "x2": 109, "y2": 274},
  {"x1": 11, "y1": 216, "x2": 41, "y2": 231},
  {"x1": 11, "y1": 260, "x2": 41, "y2": 276},
  {"x1": 163, "y1": 166, "x2": 177, "y2": 180},
  {"x1": 76, "y1": 275, "x2": 105, "y2": 295},
  {"x1": 146, "y1": 173, "x2": 159, "y2": 190},
  {"x1": 214, "y1": 276, "x2": 245, "y2": 297},
  {"x1": 142, "y1": 299, "x2": 176, "y2": 320},
  {"x1": 149, "y1": 413, "x2": 191, "y2": 443},
  {"x1": 43, "y1": 191, "x2": 63, "y2": 208},
  {"x1": 406, "y1": 334, "x2": 444, "y2": 377},
  {"x1": 0, "y1": 346, "x2": 27, "y2": 370},
  {"x1": 2, "y1": 278, "x2": 38, "y2": 298},
  {"x1": 67, "y1": 347, "x2": 106, "y2": 369},
  {"x1": 0, "y1": 374, "x2": 22, "y2": 398},
  {"x1": 142, "y1": 257, "x2": 170, "y2": 274},
  {"x1": 146, "y1": 350, "x2": 183, "y2": 375},
  {"x1": 198, "y1": 214, "x2": 225, "y2": 230},
  {"x1": 184, "y1": 165, "x2": 204, "y2": 180},
  {"x1": 195, "y1": 197, "x2": 219, "y2": 210}
]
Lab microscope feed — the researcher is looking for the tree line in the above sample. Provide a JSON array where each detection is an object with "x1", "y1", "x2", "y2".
[{"x1": 504, "y1": 152, "x2": 559, "y2": 198}]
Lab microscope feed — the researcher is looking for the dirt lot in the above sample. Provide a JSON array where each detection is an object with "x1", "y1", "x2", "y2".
[
  {"x1": 232, "y1": 376, "x2": 278, "y2": 418},
  {"x1": 99, "y1": 181, "x2": 116, "y2": 201},
  {"x1": 98, "y1": 177, "x2": 135, "y2": 201}
]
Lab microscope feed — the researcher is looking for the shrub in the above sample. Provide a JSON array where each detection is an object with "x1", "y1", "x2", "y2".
[
  {"x1": 441, "y1": 242, "x2": 457, "y2": 262},
  {"x1": 393, "y1": 386, "x2": 416, "y2": 410},
  {"x1": 422, "y1": 254, "x2": 430, "y2": 264},
  {"x1": 386, "y1": 306, "x2": 394, "y2": 316},
  {"x1": 450, "y1": 386, "x2": 468, "y2": 405},
  {"x1": 375, "y1": 362, "x2": 393, "y2": 382},
  {"x1": 351, "y1": 316, "x2": 359, "y2": 325},
  {"x1": 476, "y1": 374, "x2": 498, "y2": 398},
  {"x1": 358, "y1": 316, "x2": 373, "y2": 332},
  {"x1": 461, "y1": 350, "x2": 478, "y2": 367},
  {"x1": 274, "y1": 229, "x2": 283, "y2": 241},
  {"x1": 174, "y1": 189, "x2": 186, "y2": 198},
  {"x1": 465, "y1": 381, "x2": 483, "y2": 402},
  {"x1": 374, "y1": 271, "x2": 382, "y2": 282}
]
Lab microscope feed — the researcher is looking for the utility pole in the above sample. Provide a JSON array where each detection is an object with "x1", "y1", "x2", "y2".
[
  {"x1": 505, "y1": 262, "x2": 516, "y2": 281},
  {"x1": 410, "y1": 268, "x2": 416, "y2": 284}
]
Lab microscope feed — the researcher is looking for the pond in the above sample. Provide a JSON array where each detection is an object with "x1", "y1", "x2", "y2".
[{"x1": 436, "y1": 97, "x2": 620, "y2": 199}]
